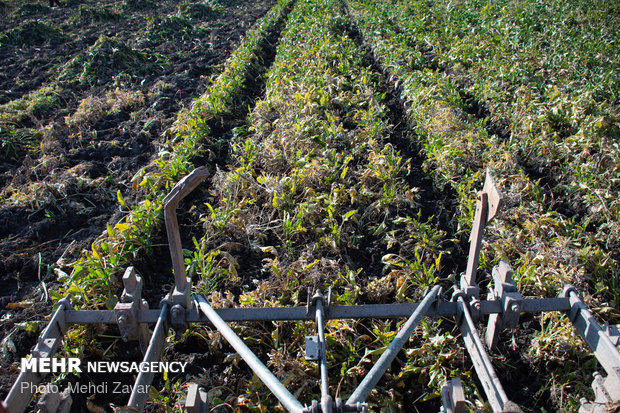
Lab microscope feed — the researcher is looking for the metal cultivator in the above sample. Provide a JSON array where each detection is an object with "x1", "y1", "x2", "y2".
[{"x1": 4, "y1": 168, "x2": 620, "y2": 413}]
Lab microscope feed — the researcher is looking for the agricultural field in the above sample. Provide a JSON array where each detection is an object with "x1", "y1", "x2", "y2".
[{"x1": 0, "y1": 0, "x2": 618, "y2": 411}]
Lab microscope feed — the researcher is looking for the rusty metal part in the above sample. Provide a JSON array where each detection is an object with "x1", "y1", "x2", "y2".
[
  {"x1": 485, "y1": 261, "x2": 524, "y2": 349},
  {"x1": 163, "y1": 166, "x2": 209, "y2": 308},
  {"x1": 7, "y1": 168, "x2": 620, "y2": 413},
  {"x1": 461, "y1": 168, "x2": 503, "y2": 298}
]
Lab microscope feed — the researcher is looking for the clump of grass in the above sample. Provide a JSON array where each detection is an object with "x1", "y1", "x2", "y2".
[
  {"x1": 0, "y1": 125, "x2": 41, "y2": 162},
  {"x1": 13, "y1": 3, "x2": 51, "y2": 17},
  {"x1": 0, "y1": 19, "x2": 67, "y2": 47},
  {"x1": 64, "y1": 88, "x2": 145, "y2": 129},
  {"x1": 70, "y1": 4, "x2": 121, "y2": 25},
  {"x1": 58, "y1": 35, "x2": 168, "y2": 86},
  {"x1": 121, "y1": 0, "x2": 156, "y2": 11},
  {"x1": 0, "y1": 85, "x2": 61, "y2": 124},
  {"x1": 144, "y1": 15, "x2": 208, "y2": 42},
  {"x1": 177, "y1": 0, "x2": 222, "y2": 19}
]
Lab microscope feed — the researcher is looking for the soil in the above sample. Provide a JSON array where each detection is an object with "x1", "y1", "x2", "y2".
[{"x1": 0, "y1": 0, "x2": 277, "y2": 407}]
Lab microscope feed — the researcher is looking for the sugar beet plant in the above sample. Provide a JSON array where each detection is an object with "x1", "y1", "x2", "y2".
[
  {"x1": 183, "y1": 0, "x2": 457, "y2": 409},
  {"x1": 58, "y1": 0, "x2": 295, "y2": 309},
  {"x1": 347, "y1": 0, "x2": 618, "y2": 409}
]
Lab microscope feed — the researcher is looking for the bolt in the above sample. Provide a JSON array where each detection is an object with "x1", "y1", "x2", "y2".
[
  {"x1": 171, "y1": 306, "x2": 183, "y2": 319},
  {"x1": 472, "y1": 300, "x2": 481, "y2": 311},
  {"x1": 511, "y1": 303, "x2": 520, "y2": 313},
  {"x1": 118, "y1": 314, "x2": 128, "y2": 325}
]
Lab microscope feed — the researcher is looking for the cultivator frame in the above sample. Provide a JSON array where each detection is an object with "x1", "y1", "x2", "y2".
[{"x1": 4, "y1": 168, "x2": 620, "y2": 413}]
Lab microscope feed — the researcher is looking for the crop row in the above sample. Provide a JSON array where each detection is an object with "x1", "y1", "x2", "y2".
[
  {"x1": 382, "y1": 0, "x2": 619, "y2": 276},
  {"x1": 58, "y1": 0, "x2": 295, "y2": 309},
  {"x1": 384, "y1": 0, "x2": 619, "y2": 249},
  {"x1": 180, "y1": 0, "x2": 466, "y2": 410},
  {"x1": 346, "y1": 0, "x2": 615, "y2": 409}
]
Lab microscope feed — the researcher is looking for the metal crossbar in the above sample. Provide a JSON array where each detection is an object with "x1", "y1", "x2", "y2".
[{"x1": 4, "y1": 169, "x2": 620, "y2": 413}]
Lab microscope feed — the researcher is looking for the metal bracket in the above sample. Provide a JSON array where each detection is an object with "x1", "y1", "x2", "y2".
[
  {"x1": 37, "y1": 388, "x2": 72, "y2": 413},
  {"x1": 114, "y1": 267, "x2": 150, "y2": 351},
  {"x1": 440, "y1": 378, "x2": 465, "y2": 413},
  {"x1": 305, "y1": 336, "x2": 320, "y2": 361},
  {"x1": 485, "y1": 261, "x2": 523, "y2": 349},
  {"x1": 186, "y1": 383, "x2": 208, "y2": 413},
  {"x1": 461, "y1": 168, "x2": 503, "y2": 299},
  {"x1": 563, "y1": 285, "x2": 620, "y2": 408}
]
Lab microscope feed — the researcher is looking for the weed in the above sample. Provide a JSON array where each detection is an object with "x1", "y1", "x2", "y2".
[
  {"x1": 0, "y1": 19, "x2": 66, "y2": 47},
  {"x1": 70, "y1": 5, "x2": 121, "y2": 25},
  {"x1": 58, "y1": 35, "x2": 168, "y2": 86},
  {"x1": 13, "y1": 3, "x2": 51, "y2": 17}
]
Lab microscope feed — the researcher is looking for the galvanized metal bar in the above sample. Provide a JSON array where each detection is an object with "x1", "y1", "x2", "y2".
[
  {"x1": 126, "y1": 303, "x2": 170, "y2": 411},
  {"x1": 163, "y1": 167, "x2": 209, "y2": 307},
  {"x1": 5, "y1": 299, "x2": 70, "y2": 413},
  {"x1": 315, "y1": 297, "x2": 331, "y2": 412},
  {"x1": 62, "y1": 298, "x2": 571, "y2": 325},
  {"x1": 564, "y1": 287, "x2": 620, "y2": 380},
  {"x1": 457, "y1": 298, "x2": 522, "y2": 413},
  {"x1": 346, "y1": 285, "x2": 441, "y2": 405},
  {"x1": 195, "y1": 295, "x2": 306, "y2": 413}
]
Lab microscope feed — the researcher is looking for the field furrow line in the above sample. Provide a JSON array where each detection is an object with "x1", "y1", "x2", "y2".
[{"x1": 346, "y1": 0, "x2": 617, "y2": 409}]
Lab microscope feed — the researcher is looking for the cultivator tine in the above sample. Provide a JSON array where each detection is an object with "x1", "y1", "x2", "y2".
[
  {"x1": 455, "y1": 295, "x2": 523, "y2": 413},
  {"x1": 440, "y1": 378, "x2": 465, "y2": 413},
  {"x1": 126, "y1": 302, "x2": 170, "y2": 411},
  {"x1": 347, "y1": 285, "x2": 441, "y2": 405},
  {"x1": 461, "y1": 168, "x2": 503, "y2": 298},
  {"x1": 195, "y1": 295, "x2": 306, "y2": 413},
  {"x1": 37, "y1": 388, "x2": 72, "y2": 413},
  {"x1": 185, "y1": 383, "x2": 208, "y2": 413},
  {"x1": 163, "y1": 166, "x2": 209, "y2": 310},
  {"x1": 5, "y1": 297, "x2": 71, "y2": 413},
  {"x1": 562, "y1": 285, "x2": 620, "y2": 410},
  {"x1": 485, "y1": 261, "x2": 523, "y2": 350}
]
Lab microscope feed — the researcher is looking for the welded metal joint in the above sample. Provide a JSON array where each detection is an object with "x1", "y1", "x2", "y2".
[{"x1": 163, "y1": 166, "x2": 210, "y2": 309}]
